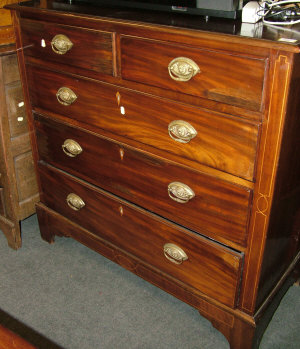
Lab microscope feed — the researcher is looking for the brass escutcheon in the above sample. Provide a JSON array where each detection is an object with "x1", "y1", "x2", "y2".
[
  {"x1": 66, "y1": 193, "x2": 85, "y2": 211},
  {"x1": 168, "y1": 182, "x2": 195, "y2": 203},
  {"x1": 62, "y1": 139, "x2": 83, "y2": 157},
  {"x1": 168, "y1": 57, "x2": 200, "y2": 82},
  {"x1": 56, "y1": 87, "x2": 77, "y2": 106},
  {"x1": 163, "y1": 243, "x2": 188, "y2": 265},
  {"x1": 168, "y1": 120, "x2": 197, "y2": 143},
  {"x1": 51, "y1": 34, "x2": 73, "y2": 55}
]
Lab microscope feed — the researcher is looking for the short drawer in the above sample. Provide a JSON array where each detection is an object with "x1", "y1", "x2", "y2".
[
  {"x1": 20, "y1": 19, "x2": 113, "y2": 75},
  {"x1": 35, "y1": 115, "x2": 252, "y2": 247},
  {"x1": 28, "y1": 66, "x2": 259, "y2": 181},
  {"x1": 121, "y1": 36, "x2": 267, "y2": 111},
  {"x1": 38, "y1": 162, "x2": 244, "y2": 308}
]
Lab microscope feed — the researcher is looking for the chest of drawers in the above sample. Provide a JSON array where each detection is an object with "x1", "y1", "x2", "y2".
[
  {"x1": 0, "y1": 44, "x2": 39, "y2": 249},
  {"x1": 7, "y1": 1, "x2": 300, "y2": 348}
]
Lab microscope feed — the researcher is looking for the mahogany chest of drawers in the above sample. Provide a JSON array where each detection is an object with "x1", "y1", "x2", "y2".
[{"x1": 7, "y1": 1, "x2": 300, "y2": 347}]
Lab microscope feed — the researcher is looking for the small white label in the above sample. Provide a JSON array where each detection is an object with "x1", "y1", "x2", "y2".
[
  {"x1": 41, "y1": 39, "x2": 46, "y2": 47},
  {"x1": 17, "y1": 117, "x2": 24, "y2": 122},
  {"x1": 120, "y1": 106, "x2": 125, "y2": 115},
  {"x1": 18, "y1": 101, "x2": 24, "y2": 108}
]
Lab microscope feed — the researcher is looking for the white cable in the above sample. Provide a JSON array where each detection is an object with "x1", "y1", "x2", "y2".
[{"x1": 259, "y1": 0, "x2": 300, "y2": 26}]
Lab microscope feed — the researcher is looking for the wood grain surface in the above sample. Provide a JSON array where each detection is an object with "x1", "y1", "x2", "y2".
[
  {"x1": 121, "y1": 36, "x2": 267, "y2": 111},
  {"x1": 38, "y1": 162, "x2": 244, "y2": 308},
  {"x1": 20, "y1": 18, "x2": 114, "y2": 75},
  {"x1": 27, "y1": 66, "x2": 260, "y2": 181},
  {"x1": 35, "y1": 114, "x2": 252, "y2": 248}
]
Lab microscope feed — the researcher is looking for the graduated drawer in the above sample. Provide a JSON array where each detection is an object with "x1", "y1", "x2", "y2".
[
  {"x1": 121, "y1": 36, "x2": 267, "y2": 112},
  {"x1": 38, "y1": 162, "x2": 244, "y2": 308},
  {"x1": 35, "y1": 115, "x2": 251, "y2": 247},
  {"x1": 28, "y1": 66, "x2": 259, "y2": 181},
  {"x1": 20, "y1": 19, "x2": 113, "y2": 76}
]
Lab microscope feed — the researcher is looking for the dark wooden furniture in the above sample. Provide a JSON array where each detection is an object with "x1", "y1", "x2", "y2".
[
  {"x1": 0, "y1": 44, "x2": 39, "y2": 249},
  {"x1": 7, "y1": 1, "x2": 300, "y2": 347}
]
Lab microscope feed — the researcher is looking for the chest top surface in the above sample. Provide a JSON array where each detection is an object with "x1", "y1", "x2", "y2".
[{"x1": 7, "y1": 0, "x2": 300, "y2": 52}]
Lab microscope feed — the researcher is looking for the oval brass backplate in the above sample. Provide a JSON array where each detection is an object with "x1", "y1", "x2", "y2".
[
  {"x1": 168, "y1": 182, "x2": 195, "y2": 203},
  {"x1": 56, "y1": 87, "x2": 77, "y2": 106},
  {"x1": 168, "y1": 120, "x2": 197, "y2": 143},
  {"x1": 163, "y1": 243, "x2": 188, "y2": 264},
  {"x1": 51, "y1": 34, "x2": 73, "y2": 55},
  {"x1": 62, "y1": 139, "x2": 83, "y2": 157},
  {"x1": 168, "y1": 57, "x2": 200, "y2": 82},
  {"x1": 66, "y1": 193, "x2": 85, "y2": 211}
]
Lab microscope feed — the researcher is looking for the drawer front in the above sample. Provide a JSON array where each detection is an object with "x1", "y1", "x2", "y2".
[
  {"x1": 20, "y1": 19, "x2": 114, "y2": 75},
  {"x1": 28, "y1": 66, "x2": 259, "y2": 181},
  {"x1": 35, "y1": 115, "x2": 251, "y2": 247},
  {"x1": 2, "y1": 54, "x2": 20, "y2": 85},
  {"x1": 121, "y1": 37, "x2": 267, "y2": 111},
  {"x1": 39, "y1": 163, "x2": 243, "y2": 308},
  {"x1": 14, "y1": 152, "x2": 38, "y2": 202},
  {"x1": 5, "y1": 82, "x2": 28, "y2": 138}
]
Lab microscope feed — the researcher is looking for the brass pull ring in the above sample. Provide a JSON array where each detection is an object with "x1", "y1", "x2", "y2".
[
  {"x1": 56, "y1": 87, "x2": 77, "y2": 106},
  {"x1": 163, "y1": 243, "x2": 188, "y2": 265},
  {"x1": 168, "y1": 57, "x2": 200, "y2": 82},
  {"x1": 51, "y1": 34, "x2": 73, "y2": 55},
  {"x1": 66, "y1": 193, "x2": 85, "y2": 211},
  {"x1": 168, "y1": 182, "x2": 195, "y2": 204},
  {"x1": 62, "y1": 139, "x2": 83, "y2": 157},
  {"x1": 168, "y1": 120, "x2": 197, "y2": 143}
]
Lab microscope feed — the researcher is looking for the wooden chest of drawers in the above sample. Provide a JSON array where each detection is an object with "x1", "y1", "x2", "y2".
[
  {"x1": 7, "y1": 1, "x2": 300, "y2": 348},
  {"x1": 0, "y1": 44, "x2": 39, "y2": 249}
]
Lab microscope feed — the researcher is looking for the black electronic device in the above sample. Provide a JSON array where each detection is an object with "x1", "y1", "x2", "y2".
[{"x1": 82, "y1": 0, "x2": 246, "y2": 19}]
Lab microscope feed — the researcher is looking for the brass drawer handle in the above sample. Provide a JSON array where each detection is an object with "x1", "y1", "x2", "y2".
[
  {"x1": 51, "y1": 34, "x2": 73, "y2": 55},
  {"x1": 62, "y1": 139, "x2": 83, "y2": 157},
  {"x1": 168, "y1": 57, "x2": 200, "y2": 82},
  {"x1": 56, "y1": 87, "x2": 77, "y2": 106},
  {"x1": 168, "y1": 120, "x2": 197, "y2": 143},
  {"x1": 168, "y1": 182, "x2": 195, "y2": 203},
  {"x1": 66, "y1": 193, "x2": 85, "y2": 211},
  {"x1": 163, "y1": 243, "x2": 188, "y2": 265}
]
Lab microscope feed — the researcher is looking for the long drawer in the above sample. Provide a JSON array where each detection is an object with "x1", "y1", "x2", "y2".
[
  {"x1": 28, "y1": 66, "x2": 260, "y2": 181},
  {"x1": 35, "y1": 114, "x2": 251, "y2": 247},
  {"x1": 38, "y1": 162, "x2": 244, "y2": 308},
  {"x1": 20, "y1": 19, "x2": 114, "y2": 76},
  {"x1": 121, "y1": 36, "x2": 267, "y2": 112}
]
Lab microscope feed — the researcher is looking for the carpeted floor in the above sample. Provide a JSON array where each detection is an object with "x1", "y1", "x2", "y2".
[{"x1": 0, "y1": 214, "x2": 299, "y2": 349}]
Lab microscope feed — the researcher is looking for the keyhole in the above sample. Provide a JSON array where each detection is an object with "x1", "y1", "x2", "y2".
[
  {"x1": 116, "y1": 92, "x2": 125, "y2": 116},
  {"x1": 119, "y1": 148, "x2": 124, "y2": 160},
  {"x1": 116, "y1": 92, "x2": 121, "y2": 106}
]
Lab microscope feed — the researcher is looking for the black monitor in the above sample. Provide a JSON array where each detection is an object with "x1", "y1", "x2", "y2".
[{"x1": 81, "y1": 0, "x2": 245, "y2": 19}]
